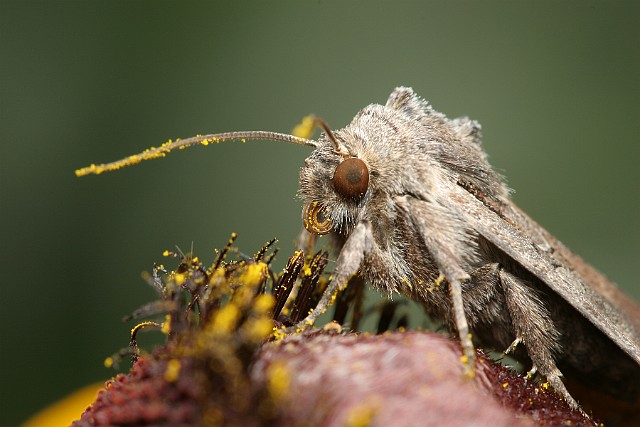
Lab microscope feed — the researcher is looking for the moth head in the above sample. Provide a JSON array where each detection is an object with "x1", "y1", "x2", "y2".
[
  {"x1": 298, "y1": 120, "x2": 374, "y2": 237},
  {"x1": 301, "y1": 156, "x2": 371, "y2": 236}
]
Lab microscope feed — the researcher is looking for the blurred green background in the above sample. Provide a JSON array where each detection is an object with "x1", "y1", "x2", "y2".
[{"x1": 1, "y1": 1, "x2": 638, "y2": 425}]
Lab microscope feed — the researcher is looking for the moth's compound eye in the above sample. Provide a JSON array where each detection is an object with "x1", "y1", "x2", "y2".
[
  {"x1": 303, "y1": 201, "x2": 333, "y2": 235},
  {"x1": 332, "y1": 158, "x2": 369, "y2": 199}
]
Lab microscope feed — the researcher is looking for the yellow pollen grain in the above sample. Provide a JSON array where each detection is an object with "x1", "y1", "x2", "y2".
[
  {"x1": 266, "y1": 362, "x2": 291, "y2": 402},
  {"x1": 272, "y1": 327, "x2": 287, "y2": 340},
  {"x1": 161, "y1": 315, "x2": 171, "y2": 334},
  {"x1": 211, "y1": 303, "x2": 241, "y2": 333},
  {"x1": 208, "y1": 267, "x2": 225, "y2": 284},
  {"x1": 292, "y1": 115, "x2": 316, "y2": 139},
  {"x1": 104, "y1": 357, "x2": 113, "y2": 368},
  {"x1": 174, "y1": 273, "x2": 186, "y2": 285},
  {"x1": 164, "y1": 359, "x2": 181, "y2": 382},
  {"x1": 253, "y1": 293, "x2": 275, "y2": 314},
  {"x1": 345, "y1": 402, "x2": 378, "y2": 427},
  {"x1": 244, "y1": 317, "x2": 274, "y2": 342},
  {"x1": 238, "y1": 262, "x2": 268, "y2": 287}
]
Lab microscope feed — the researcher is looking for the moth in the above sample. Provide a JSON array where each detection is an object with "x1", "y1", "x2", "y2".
[{"x1": 77, "y1": 87, "x2": 640, "y2": 411}]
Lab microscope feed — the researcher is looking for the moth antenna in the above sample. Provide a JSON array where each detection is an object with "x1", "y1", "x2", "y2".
[
  {"x1": 313, "y1": 119, "x2": 339, "y2": 149},
  {"x1": 75, "y1": 131, "x2": 317, "y2": 177}
]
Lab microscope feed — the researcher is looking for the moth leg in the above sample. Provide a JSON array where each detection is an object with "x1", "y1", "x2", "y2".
[
  {"x1": 503, "y1": 336, "x2": 523, "y2": 355},
  {"x1": 398, "y1": 196, "x2": 476, "y2": 377},
  {"x1": 449, "y1": 273, "x2": 476, "y2": 378},
  {"x1": 423, "y1": 248, "x2": 476, "y2": 376},
  {"x1": 498, "y1": 269, "x2": 580, "y2": 409},
  {"x1": 288, "y1": 221, "x2": 373, "y2": 333}
]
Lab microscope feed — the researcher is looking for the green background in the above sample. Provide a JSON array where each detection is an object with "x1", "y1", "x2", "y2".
[{"x1": 1, "y1": 1, "x2": 638, "y2": 425}]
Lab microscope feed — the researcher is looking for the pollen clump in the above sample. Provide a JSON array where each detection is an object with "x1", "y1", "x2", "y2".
[
  {"x1": 238, "y1": 262, "x2": 269, "y2": 288},
  {"x1": 243, "y1": 317, "x2": 275, "y2": 343},
  {"x1": 345, "y1": 402, "x2": 379, "y2": 427},
  {"x1": 164, "y1": 359, "x2": 181, "y2": 382},
  {"x1": 253, "y1": 293, "x2": 276, "y2": 314},
  {"x1": 103, "y1": 357, "x2": 113, "y2": 368},
  {"x1": 291, "y1": 115, "x2": 316, "y2": 139},
  {"x1": 266, "y1": 361, "x2": 291, "y2": 402},
  {"x1": 210, "y1": 303, "x2": 241, "y2": 334},
  {"x1": 173, "y1": 272, "x2": 186, "y2": 285},
  {"x1": 161, "y1": 315, "x2": 171, "y2": 334}
]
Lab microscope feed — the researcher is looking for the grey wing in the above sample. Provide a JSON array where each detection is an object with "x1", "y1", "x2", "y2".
[
  {"x1": 442, "y1": 181, "x2": 640, "y2": 364},
  {"x1": 504, "y1": 202, "x2": 640, "y2": 333}
]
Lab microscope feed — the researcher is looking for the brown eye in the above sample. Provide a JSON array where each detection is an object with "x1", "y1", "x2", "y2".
[
  {"x1": 332, "y1": 158, "x2": 369, "y2": 199},
  {"x1": 303, "y1": 201, "x2": 333, "y2": 235}
]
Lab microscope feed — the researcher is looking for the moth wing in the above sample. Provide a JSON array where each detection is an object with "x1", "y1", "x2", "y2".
[
  {"x1": 442, "y1": 181, "x2": 640, "y2": 364},
  {"x1": 504, "y1": 202, "x2": 640, "y2": 334}
]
